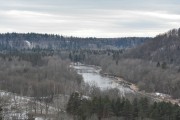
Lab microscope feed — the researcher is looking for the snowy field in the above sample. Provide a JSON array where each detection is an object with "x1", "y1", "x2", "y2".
[{"x1": 0, "y1": 90, "x2": 69, "y2": 120}]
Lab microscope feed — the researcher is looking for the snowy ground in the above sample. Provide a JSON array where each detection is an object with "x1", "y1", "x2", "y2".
[
  {"x1": 0, "y1": 90, "x2": 67, "y2": 120},
  {"x1": 0, "y1": 90, "x2": 29, "y2": 119}
]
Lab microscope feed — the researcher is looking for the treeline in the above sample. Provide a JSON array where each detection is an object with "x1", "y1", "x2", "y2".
[
  {"x1": 68, "y1": 49, "x2": 123, "y2": 63},
  {"x1": 67, "y1": 92, "x2": 180, "y2": 120},
  {"x1": 0, "y1": 33, "x2": 150, "y2": 50},
  {"x1": 0, "y1": 49, "x2": 55, "y2": 66}
]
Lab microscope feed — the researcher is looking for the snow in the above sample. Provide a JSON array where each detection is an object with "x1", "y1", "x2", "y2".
[
  {"x1": 24, "y1": 40, "x2": 35, "y2": 48},
  {"x1": 24, "y1": 40, "x2": 31, "y2": 47},
  {"x1": 35, "y1": 117, "x2": 44, "y2": 120},
  {"x1": 0, "y1": 90, "x2": 59, "y2": 120},
  {"x1": 155, "y1": 92, "x2": 171, "y2": 99},
  {"x1": 0, "y1": 90, "x2": 29, "y2": 120},
  {"x1": 82, "y1": 95, "x2": 91, "y2": 100}
]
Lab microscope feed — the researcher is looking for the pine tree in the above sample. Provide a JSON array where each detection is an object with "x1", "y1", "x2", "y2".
[
  {"x1": 66, "y1": 92, "x2": 81, "y2": 119},
  {"x1": 149, "y1": 102, "x2": 160, "y2": 120},
  {"x1": 156, "y1": 62, "x2": 160, "y2": 67},
  {"x1": 96, "y1": 97, "x2": 104, "y2": 120},
  {"x1": 178, "y1": 28, "x2": 180, "y2": 37},
  {"x1": 103, "y1": 96, "x2": 112, "y2": 118},
  {"x1": 132, "y1": 98, "x2": 139, "y2": 119},
  {"x1": 138, "y1": 98, "x2": 149, "y2": 119},
  {"x1": 174, "y1": 108, "x2": 180, "y2": 120},
  {"x1": 122, "y1": 99, "x2": 133, "y2": 120},
  {"x1": 77, "y1": 99, "x2": 91, "y2": 120},
  {"x1": 116, "y1": 97, "x2": 123, "y2": 116},
  {"x1": 69, "y1": 53, "x2": 72, "y2": 61},
  {"x1": 0, "y1": 106, "x2": 2, "y2": 120}
]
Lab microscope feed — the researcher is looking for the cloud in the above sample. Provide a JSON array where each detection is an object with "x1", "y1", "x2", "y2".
[{"x1": 0, "y1": 0, "x2": 180, "y2": 37}]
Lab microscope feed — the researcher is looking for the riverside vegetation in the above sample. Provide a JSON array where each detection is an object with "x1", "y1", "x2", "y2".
[{"x1": 0, "y1": 28, "x2": 180, "y2": 119}]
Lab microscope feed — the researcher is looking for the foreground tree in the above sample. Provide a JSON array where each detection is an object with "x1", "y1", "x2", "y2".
[
  {"x1": 67, "y1": 93, "x2": 180, "y2": 120},
  {"x1": 0, "y1": 106, "x2": 2, "y2": 120},
  {"x1": 66, "y1": 92, "x2": 82, "y2": 119}
]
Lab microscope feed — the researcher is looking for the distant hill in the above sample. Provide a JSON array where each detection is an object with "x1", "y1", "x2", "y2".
[
  {"x1": 124, "y1": 28, "x2": 180, "y2": 65},
  {"x1": 0, "y1": 33, "x2": 150, "y2": 50}
]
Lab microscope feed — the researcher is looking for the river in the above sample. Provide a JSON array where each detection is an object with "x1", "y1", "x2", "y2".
[
  {"x1": 72, "y1": 63, "x2": 134, "y2": 96},
  {"x1": 72, "y1": 63, "x2": 180, "y2": 105}
]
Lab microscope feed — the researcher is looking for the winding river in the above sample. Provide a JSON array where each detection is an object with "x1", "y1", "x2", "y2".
[
  {"x1": 72, "y1": 63, "x2": 180, "y2": 105},
  {"x1": 72, "y1": 63, "x2": 134, "y2": 96}
]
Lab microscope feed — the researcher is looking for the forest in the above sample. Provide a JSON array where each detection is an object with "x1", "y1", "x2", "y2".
[
  {"x1": 67, "y1": 92, "x2": 180, "y2": 120},
  {"x1": 0, "y1": 33, "x2": 150, "y2": 50},
  {"x1": 68, "y1": 28, "x2": 180, "y2": 99},
  {"x1": 0, "y1": 28, "x2": 180, "y2": 119},
  {"x1": 0, "y1": 51, "x2": 84, "y2": 119},
  {"x1": 69, "y1": 49, "x2": 180, "y2": 99}
]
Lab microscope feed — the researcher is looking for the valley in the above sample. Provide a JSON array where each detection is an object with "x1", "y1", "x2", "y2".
[
  {"x1": 1, "y1": 0, "x2": 180, "y2": 119},
  {"x1": 73, "y1": 63, "x2": 180, "y2": 106},
  {"x1": 0, "y1": 28, "x2": 180, "y2": 119}
]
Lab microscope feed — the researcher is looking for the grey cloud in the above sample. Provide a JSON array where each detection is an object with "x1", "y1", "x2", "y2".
[{"x1": 0, "y1": 0, "x2": 180, "y2": 37}]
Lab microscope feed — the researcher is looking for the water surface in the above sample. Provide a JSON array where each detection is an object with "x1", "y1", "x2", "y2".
[{"x1": 73, "y1": 64, "x2": 134, "y2": 95}]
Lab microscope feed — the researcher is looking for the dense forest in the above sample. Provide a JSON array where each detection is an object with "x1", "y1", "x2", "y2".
[
  {"x1": 0, "y1": 29, "x2": 180, "y2": 119},
  {"x1": 67, "y1": 92, "x2": 180, "y2": 120},
  {"x1": 0, "y1": 33, "x2": 150, "y2": 50}
]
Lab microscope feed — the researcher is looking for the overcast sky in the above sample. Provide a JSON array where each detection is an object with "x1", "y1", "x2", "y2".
[{"x1": 0, "y1": 0, "x2": 180, "y2": 37}]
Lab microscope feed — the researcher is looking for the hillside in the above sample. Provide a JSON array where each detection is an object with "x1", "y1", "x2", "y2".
[
  {"x1": 0, "y1": 30, "x2": 180, "y2": 119},
  {"x1": 125, "y1": 28, "x2": 180, "y2": 65},
  {"x1": 74, "y1": 28, "x2": 180, "y2": 99},
  {"x1": 0, "y1": 33, "x2": 150, "y2": 50}
]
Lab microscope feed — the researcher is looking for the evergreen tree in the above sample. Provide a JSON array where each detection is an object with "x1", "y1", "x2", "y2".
[
  {"x1": 149, "y1": 102, "x2": 160, "y2": 120},
  {"x1": 123, "y1": 99, "x2": 133, "y2": 120},
  {"x1": 112, "y1": 97, "x2": 122, "y2": 116},
  {"x1": 132, "y1": 98, "x2": 139, "y2": 119},
  {"x1": 66, "y1": 92, "x2": 81, "y2": 119},
  {"x1": 0, "y1": 106, "x2": 2, "y2": 120},
  {"x1": 103, "y1": 96, "x2": 112, "y2": 118},
  {"x1": 178, "y1": 28, "x2": 180, "y2": 37},
  {"x1": 66, "y1": 94, "x2": 180, "y2": 120},
  {"x1": 174, "y1": 107, "x2": 180, "y2": 120},
  {"x1": 156, "y1": 62, "x2": 160, "y2": 67},
  {"x1": 77, "y1": 99, "x2": 91, "y2": 120},
  {"x1": 138, "y1": 98, "x2": 149, "y2": 119},
  {"x1": 69, "y1": 52, "x2": 72, "y2": 61}
]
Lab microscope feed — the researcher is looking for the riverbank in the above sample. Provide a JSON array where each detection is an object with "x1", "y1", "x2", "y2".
[
  {"x1": 72, "y1": 63, "x2": 180, "y2": 106},
  {"x1": 101, "y1": 70, "x2": 180, "y2": 106}
]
